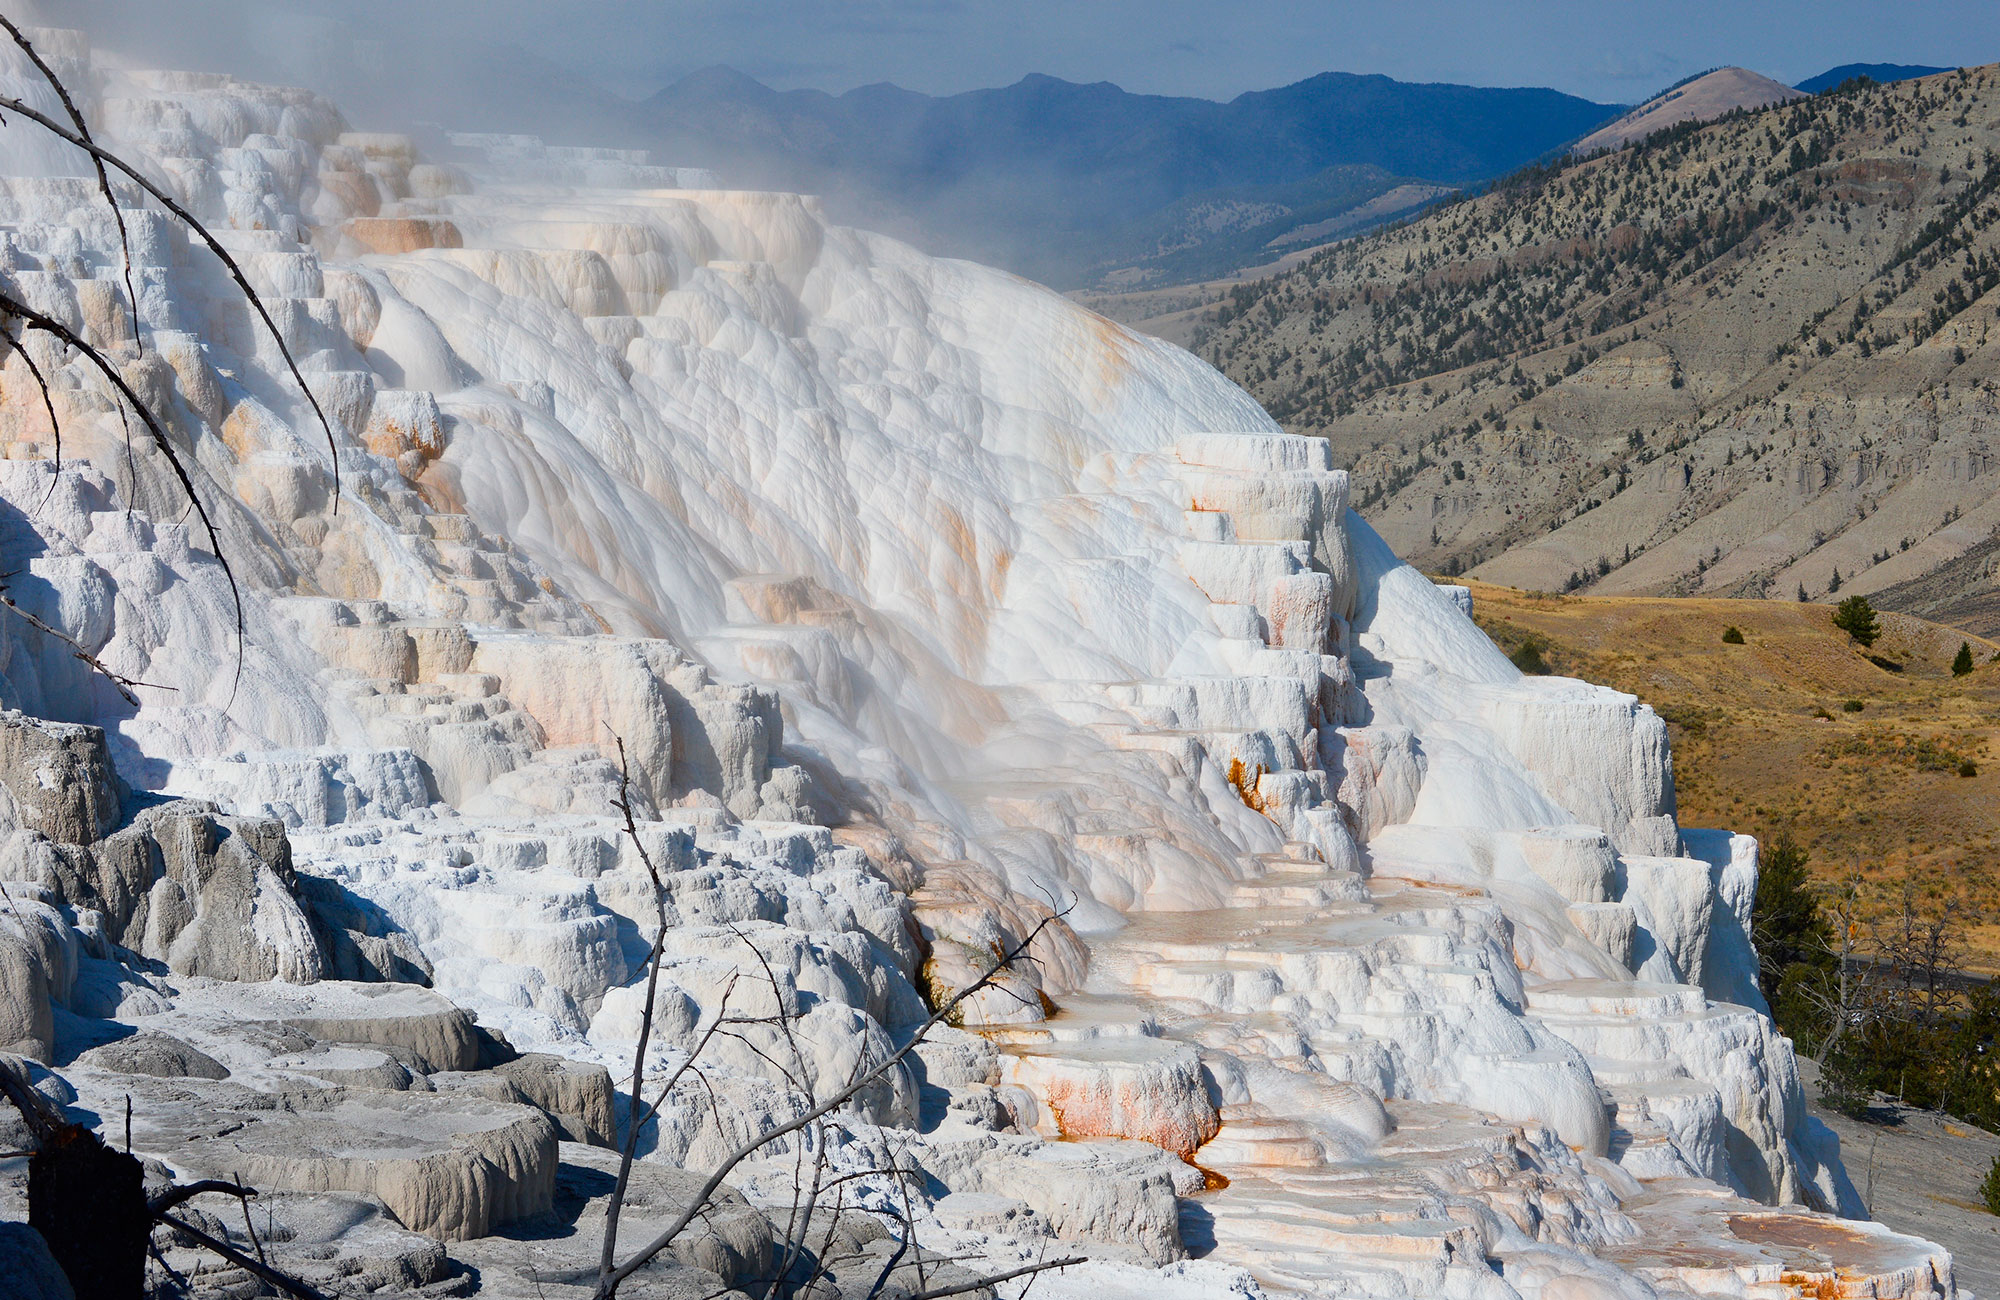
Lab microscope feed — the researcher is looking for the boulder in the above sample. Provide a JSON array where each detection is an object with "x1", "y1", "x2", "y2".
[
  {"x1": 0, "y1": 1222, "x2": 74, "y2": 1300},
  {"x1": 74, "y1": 1031, "x2": 230, "y2": 1080},
  {"x1": 431, "y1": 1052, "x2": 617, "y2": 1146},
  {"x1": 273, "y1": 981, "x2": 481, "y2": 1072},
  {"x1": 5, "y1": 800, "x2": 327, "y2": 984},
  {"x1": 0, "y1": 710, "x2": 125, "y2": 845},
  {"x1": 164, "y1": 1088, "x2": 558, "y2": 1241},
  {"x1": 0, "y1": 924, "x2": 55, "y2": 1062}
]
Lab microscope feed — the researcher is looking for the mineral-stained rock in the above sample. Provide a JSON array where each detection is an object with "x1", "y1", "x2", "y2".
[{"x1": 1002, "y1": 1037, "x2": 1220, "y2": 1160}]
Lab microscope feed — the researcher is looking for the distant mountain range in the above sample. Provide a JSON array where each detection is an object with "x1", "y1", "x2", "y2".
[
  {"x1": 1795, "y1": 63, "x2": 1954, "y2": 94},
  {"x1": 634, "y1": 69, "x2": 1624, "y2": 289}
]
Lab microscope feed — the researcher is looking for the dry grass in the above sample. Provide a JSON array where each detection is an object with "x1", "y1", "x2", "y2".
[{"x1": 1464, "y1": 581, "x2": 2000, "y2": 968}]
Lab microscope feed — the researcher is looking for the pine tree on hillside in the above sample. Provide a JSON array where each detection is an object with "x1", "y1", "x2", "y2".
[
  {"x1": 1954, "y1": 641, "x2": 1976, "y2": 676},
  {"x1": 1832, "y1": 595, "x2": 1880, "y2": 648}
]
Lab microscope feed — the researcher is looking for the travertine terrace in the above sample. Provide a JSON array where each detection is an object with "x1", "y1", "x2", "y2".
[{"x1": 0, "y1": 29, "x2": 1958, "y2": 1300}]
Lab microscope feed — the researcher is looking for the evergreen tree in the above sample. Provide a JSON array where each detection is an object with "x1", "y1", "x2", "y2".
[
  {"x1": 1831, "y1": 595, "x2": 1881, "y2": 647},
  {"x1": 1954, "y1": 641, "x2": 1976, "y2": 676},
  {"x1": 1797, "y1": 582, "x2": 1809, "y2": 602},
  {"x1": 1829, "y1": 568, "x2": 1842, "y2": 593},
  {"x1": 1753, "y1": 833, "x2": 1830, "y2": 1004}
]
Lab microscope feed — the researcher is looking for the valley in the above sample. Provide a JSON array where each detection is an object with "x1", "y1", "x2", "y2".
[{"x1": 1187, "y1": 67, "x2": 2000, "y2": 633}]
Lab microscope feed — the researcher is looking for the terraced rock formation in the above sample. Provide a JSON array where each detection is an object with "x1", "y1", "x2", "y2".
[{"x1": 0, "y1": 26, "x2": 1958, "y2": 1300}]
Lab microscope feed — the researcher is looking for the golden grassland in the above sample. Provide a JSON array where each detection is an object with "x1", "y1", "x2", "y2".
[{"x1": 1461, "y1": 582, "x2": 2000, "y2": 967}]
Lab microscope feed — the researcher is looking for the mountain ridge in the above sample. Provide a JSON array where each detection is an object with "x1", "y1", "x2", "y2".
[
  {"x1": 638, "y1": 65, "x2": 1623, "y2": 287},
  {"x1": 1188, "y1": 65, "x2": 2000, "y2": 633}
]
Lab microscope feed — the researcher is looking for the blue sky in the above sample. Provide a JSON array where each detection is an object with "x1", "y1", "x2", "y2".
[{"x1": 57, "y1": 0, "x2": 2000, "y2": 105}]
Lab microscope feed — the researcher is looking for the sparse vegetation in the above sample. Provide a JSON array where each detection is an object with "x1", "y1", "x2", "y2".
[{"x1": 1190, "y1": 67, "x2": 2000, "y2": 617}]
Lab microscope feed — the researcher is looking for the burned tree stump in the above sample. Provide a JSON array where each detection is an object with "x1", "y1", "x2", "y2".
[{"x1": 28, "y1": 1127, "x2": 147, "y2": 1300}]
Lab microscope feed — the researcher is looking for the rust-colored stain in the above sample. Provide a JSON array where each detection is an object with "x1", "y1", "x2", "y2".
[
  {"x1": 1082, "y1": 310, "x2": 1135, "y2": 393},
  {"x1": 1191, "y1": 1162, "x2": 1230, "y2": 1191},
  {"x1": 1728, "y1": 1213, "x2": 1913, "y2": 1282},
  {"x1": 1227, "y1": 758, "x2": 1270, "y2": 813},
  {"x1": 346, "y1": 217, "x2": 464, "y2": 256}
]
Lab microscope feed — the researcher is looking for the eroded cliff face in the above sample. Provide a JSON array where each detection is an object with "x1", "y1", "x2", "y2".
[{"x1": 0, "y1": 29, "x2": 1956, "y2": 1300}]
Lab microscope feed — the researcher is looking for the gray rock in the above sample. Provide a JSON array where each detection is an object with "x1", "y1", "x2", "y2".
[
  {"x1": 158, "y1": 1084, "x2": 559, "y2": 1241},
  {"x1": 0, "y1": 927, "x2": 54, "y2": 1062},
  {"x1": 448, "y1": 1142, "x2": 777, "y2": 1294},
  {"x1": 74, "y1": 1031, "x2": 230, "y2": 1080},
  {"x1": 0, "y1": 1222, "x2": 74, "y2": 1300},
  {"x1": 2, "y1": 799, "x2": 327, "y2": 984},
  {"x1": 0, "y1": 710, "x2": 125, "y2": 845},
  {"x1": 431, "y1": 1053, "x2": 617, "y2": 1146},
  {"x1": 149, "y1": 1190, "x2": 455, "y2": 1296},
  {"x1": 277, "y1": 982, "x2": 480, "y2": 1073}
]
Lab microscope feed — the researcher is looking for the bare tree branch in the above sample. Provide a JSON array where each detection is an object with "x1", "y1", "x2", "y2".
[
  {"x1": 157, "y1": 1213, "x2": 330, "y2": 1300},
  {"x1": 146, "y1": 1179, "x2": 255, "y2": 1217},
  {"x1": 0, "y1": 291, "x2": 245, "y2": 698},
  {"x1": 904, "y1": 1255, "x2": 1088, "y2": 1300},
  {"x1": 0, "y1": 16, "x2": 143, "y2": 355},
  {"x1": 596, "y1": 907, "x2": 1066, "y2": 1297},
  {"x1": 0, "y1": 91, "x2": 342, "y2": 506}
]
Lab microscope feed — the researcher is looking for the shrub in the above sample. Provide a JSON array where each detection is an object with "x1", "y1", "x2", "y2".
[
  {"x1": 1983, "y1": 1153, "x2": 2000, "y2": 1215},
  {"x1": 1962, "y1": 761, "x2": 1980, "y2": 778},
  {"x1": 1722, "y1": 625, "x2": 1745, "y2": 644},
  {"x1": 1510, "y1": 636, "x2": 1551, "y2": 675},
  {"x1": 1842, "y1": 699, "x2": 1864, "y2": 712},
  {"x1": 1955, "y1": 642, "x2": 1976, "y2": 676},
  {"x1": 1832, "y1": 595, "x2": 1881, "y2": 647},
  {"x1": 1812, "y1": 706, "x2": 1834, "y2": 720}
]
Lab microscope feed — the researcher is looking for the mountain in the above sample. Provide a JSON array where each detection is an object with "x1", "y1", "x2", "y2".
[
  {"x1": 1572, "y1": 67, "x2": 1803, "y2": 153},
  {"x1": 638, "y1": 67, "x2": 1622, "y2": 288},
  {"x1": 1797, "y1": 62, "x2": 1955, "y2": 94},
  {"x1": 1190, "y1": 66, "x2": 2000, "y2": 633},
  {"x1": 0, "y1": 27, "x2": 1947, "y2": 1297}
]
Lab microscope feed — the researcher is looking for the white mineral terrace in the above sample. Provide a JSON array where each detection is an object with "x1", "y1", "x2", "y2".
[{"x1": 0, "y1": 27, "x2": 1958, "y2": 1300}]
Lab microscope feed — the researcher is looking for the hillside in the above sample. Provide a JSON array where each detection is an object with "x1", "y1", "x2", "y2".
[
  {"x1": 1572, "y1": 68, "x2": 1803, "y2": 153},
  {"x1": 1192, "y1": 67, "x2": 2000, "y2": 633},
  {"x1": 638, "y1": 67, "x2": 1621, "y2": 288},
  {"x1": 1464, "y1": 582, "x2": 2000, "y2": 964}
]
